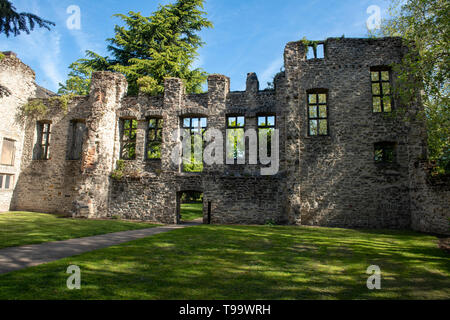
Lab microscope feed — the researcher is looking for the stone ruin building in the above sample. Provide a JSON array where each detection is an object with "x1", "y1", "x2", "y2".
[{"x1": 0, "y1": 37, "x2": 448, "y2": 234}]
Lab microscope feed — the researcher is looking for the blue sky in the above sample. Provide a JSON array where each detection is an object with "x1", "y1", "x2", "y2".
[{"x1": 0, "y1": 0, "x2": 391, "y2": 92}]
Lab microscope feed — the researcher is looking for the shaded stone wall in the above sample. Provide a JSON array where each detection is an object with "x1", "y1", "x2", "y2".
[
  {"x1": 11, "y1": 96, "x2": 91, "y2": 213},
  {"x1": 0, "y1": 53, "x2": 36, "y2": 211}
]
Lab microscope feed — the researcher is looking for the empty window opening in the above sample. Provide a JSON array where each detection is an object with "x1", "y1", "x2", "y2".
[
  {"x1": 0, "y1": 138, "x2": 15, "y2": 166},
  {"x1": 308, "y1": 91, "x2": 329, "y2": 136},
  {"x1": 374, "y1": 142, "x2": 396, "y2": 163},
  {"x1": 67, "y1": 120, "x2": 87, "y2": 160},
  {"x1": 34, "y1": 122, "x2": 51, "y2": 160},
  {"x1": 258, "y1": 115, "x2": 276, "y2": 157},
  {"x1": 178, "y1": 191, "x2": 204, "y2": 223},
  {"x1": 182, "y1": 117, "x2": 207, "y2": 172},
  {"x1": 371, "y1": 68, "x2": 392, "y2": 113},
  {"x1": 120, "y1": 119, "x2": 137, "y2": 160},
  {"x1": 146, "y1": 118, "x2": 163, "y2": 160},
  {"x1": 306, "y1": 43, "x2": 325, "y2": 59},
  {"x1": 0, "y1": 174, "x2": 14, "y2": 190},
  {"x1": 227, "y1": 116, "x2": 245, "y2": 161}
]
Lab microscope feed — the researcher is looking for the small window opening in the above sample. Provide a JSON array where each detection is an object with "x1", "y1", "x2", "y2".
[
  {"x1": 258, "y1": 115, "x2": 276, "y2": 157},
  {"x1": 67, "y1": 120, "x2": 87, "y2": 160},
  {"x1": 374, "y1": 142, "x2": 396, "y2": 163},
  {"x1": 306, "y1": 43, "x2": 325, "y2": 59}
]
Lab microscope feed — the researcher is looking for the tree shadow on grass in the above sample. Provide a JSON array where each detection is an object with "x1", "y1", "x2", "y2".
[{"x1": 0, "y1": 225, "x2": 448, "y2": 300}]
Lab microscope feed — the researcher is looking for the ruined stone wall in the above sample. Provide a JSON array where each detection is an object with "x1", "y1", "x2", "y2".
[
  {"x1": 0, "y1": 53, "x2": 36, "y2": 211},
  {"x1": 284, "y1": 38, "x2": 419, "y2": 229},
  {"x1": 6, "y1": 37, "x2": 448, "y2": 233}
]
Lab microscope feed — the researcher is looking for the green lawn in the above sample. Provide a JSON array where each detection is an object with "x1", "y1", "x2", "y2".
[
  {"x1": 180, "y1": 203, "x2": 203, "y2": 221},
  {"x1": 0, "y1": 225, "x2": 448, "y2": 300},
  {"x1": 0, "y1": 211, "x2": 158, "y2": 249}
]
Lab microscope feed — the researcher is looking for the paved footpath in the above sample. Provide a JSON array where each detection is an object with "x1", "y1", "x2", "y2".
[{"x1": 0, "y1": 222, "x2": 199, "y2": 275}]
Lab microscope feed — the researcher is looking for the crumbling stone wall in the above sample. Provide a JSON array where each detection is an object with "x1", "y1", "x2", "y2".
[
  {"x1": 283, "y1": 38, "x2": 419, "y2": 229},
  {"x1": 4, "y1": 38, "x2": 449, "y2": 234}
]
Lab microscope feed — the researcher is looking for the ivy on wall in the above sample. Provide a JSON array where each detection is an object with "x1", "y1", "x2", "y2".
[{"x1": 17, "y1": 94, "x2": 74, "y2": 122}]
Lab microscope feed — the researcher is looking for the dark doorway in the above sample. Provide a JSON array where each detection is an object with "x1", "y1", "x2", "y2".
[{"x1": 177, "y1": 191, "x2": 204, "y2": 224}]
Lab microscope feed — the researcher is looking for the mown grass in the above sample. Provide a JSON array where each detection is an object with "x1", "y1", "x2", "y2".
[
  {"x1": 0, "y1": 225, "x2": 448, "y2": 300},
  {"x1": 0, "y1": 211, "x2": 158, "y2": 249},
  {"x1": 180, "y1": 203, "x2": 203, "y2": 221}
]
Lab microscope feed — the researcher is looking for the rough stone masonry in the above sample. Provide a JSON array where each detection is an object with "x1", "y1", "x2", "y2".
[{"x1": 0, "y1": 37, "x2": 448, "y2": 235}]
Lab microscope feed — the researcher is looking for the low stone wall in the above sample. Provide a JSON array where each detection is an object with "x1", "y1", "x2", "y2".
[{"x1": 108, "y1": 173, "x2": 285, "y2": 225}]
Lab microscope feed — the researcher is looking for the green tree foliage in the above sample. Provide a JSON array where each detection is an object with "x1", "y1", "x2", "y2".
[
  {"x1": 376, "y1": 0, "x2": 449, "y2": 173},
  {"x1": 0, "y1": 0, "x2": 55, "y2": 37},
  {"x1": 59, "y1": 0, "x2": 212, "y2": 96}
]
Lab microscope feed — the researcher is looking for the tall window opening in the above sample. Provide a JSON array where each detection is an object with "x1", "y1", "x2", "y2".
[
  {"x1": 258, "y1": 115, "x2": 276, "y2": 157},
  {"x1": 226, "y1": 116, "x2": 245, "y2": 162},
  {"x1": 0, "y1": 138, "x2": 15, "y2": 166},
  {"x1": 34, "y1": 122, "x2": 51, "y2": 160},
  {"x1": 374, "y1": 142, "x2": 397, "y2": 163},
  {"x1": 182, "y1": 117, "x2": 207, "y2": 172},
  {"x1": 67, "y1": 120, "x2": 87, "y2": 160}
]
